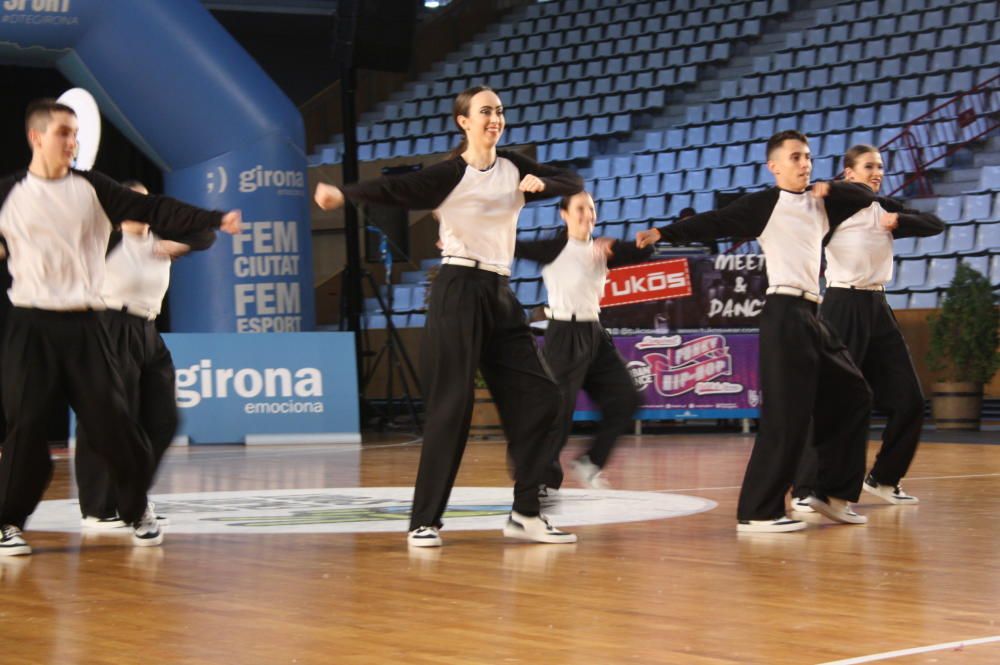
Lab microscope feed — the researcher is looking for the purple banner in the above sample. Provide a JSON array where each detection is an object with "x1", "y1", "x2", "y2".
[
  {"x1": 601, "y1": 253, "x2": 767, "y2": 333},
  {"x1": 574, "y1": 332, "x2": 760, "y2": 418}
]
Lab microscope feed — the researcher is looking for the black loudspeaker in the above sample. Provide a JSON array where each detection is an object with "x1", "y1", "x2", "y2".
[
  {"x1": 364, "y1": 164, "x2": 418, "y2": 262},
  {"x1": 355, "y1": 0, "x2": 420, "y2": 72}
]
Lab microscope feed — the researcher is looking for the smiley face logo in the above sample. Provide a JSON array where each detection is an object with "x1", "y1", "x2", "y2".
[{"x1": 206, "y1": 166, "x2": 228, "y2": 194}]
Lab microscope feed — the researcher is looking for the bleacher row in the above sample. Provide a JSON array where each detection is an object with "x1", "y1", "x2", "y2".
[
  {"x1": 308, "y1": 0, "x2": 794, "y2": 166},
  {"x1": 331, "y1": 0, "x2": 999, "y2": 328}
]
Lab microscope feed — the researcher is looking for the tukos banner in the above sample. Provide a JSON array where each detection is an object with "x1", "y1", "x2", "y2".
[
  {"x1": 600, "y1": 258, "x2": 692, "y2": 307},
  {"x1": 600, "y1": 253, "x2": 767, "y2": 332},
  {"x1": 574, "y1": 332, "x2": 761, "y2": 419}
]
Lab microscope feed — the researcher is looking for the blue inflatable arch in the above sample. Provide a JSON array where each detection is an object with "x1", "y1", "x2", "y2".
[{"x1": 0, "y1": 0, "x2": 315, "y2": 332}]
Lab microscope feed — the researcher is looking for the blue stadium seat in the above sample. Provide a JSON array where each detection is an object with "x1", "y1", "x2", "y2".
[
  {"x1": 667, "y1": 193, "x2": 693, "y2": 216},
  {"x1": 878, "y1": 103, "x2": 902, "y2": 126},
  {"x1": 935, "y1": 196, "x2": 963, "y2": 223},
  {"x1": 944, "y1": 225, "x2": 976, "y2": 254},
  {"x1": 893, "y1": 236, "x2": 917, "y2": 256},
  {"x1": 709, "y1": 167, "x2": 732, "y2": 190},
  {"x1": 685, "y1": 170, "x2": 707, "y2": 191},
  {"x1": 655, "y1": 152, "x2": 677, "y2": 173},
  {"x1": 886, "y1": 292, "x2": 909, "y2": 309},
  {"x1": 724, "y1": 144, "x2": 746, "y2": 165},
  {"x1": 976, "y1": 223, "x2": 1000, "y2": 252},
  {"x1": 635, "y1": 154, "x2": 654, "y2": 174},
  {"x1": 618, "y1": 176, "x2": 638, "y2": 198},
  {"x1": 908, "y1": 291, "x2": 938, "y2": 308},
  {"x1": 894, "y1": 259, "x2": 927, "y2": 289},
  {"x1": 679, "y1": 149, "x2": 700, "y2": 171},
  {"x1": 592, "y1": 157, "x2": 613, "y2": 179},
  {"x1": 701, "y1": 147, "x2": 723, "y2": 169},
  {"x1": 962, "y1": 194, "x2": 993, "y2": 221},
  {"x1": 663, "y1": 172, "x2": 684, "y2": 193},
  {"x1": 622, "y1": 197, "x2": 644, "y2": 220},
  {"x1": 961, "y1": 254, "x2": 990, "y2": 278},
  {"x1": 732, "y1": 164, "x2": 756, "y2": 188},
  {"x1": 640, "y1": 174, "x2": 661, "y2": 195},
  {"x1": 917, "y1": 233, "x2": 946, "y2": 255}
]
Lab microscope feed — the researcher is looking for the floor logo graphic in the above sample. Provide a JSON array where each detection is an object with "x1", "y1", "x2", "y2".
[{"x1": 30, "y1": 488, "x2": 716, "y2": 535}]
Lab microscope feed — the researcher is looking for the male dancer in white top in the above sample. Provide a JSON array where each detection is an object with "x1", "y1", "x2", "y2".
[
  {"x1": 636, "y1": 130, "x2": 880, "y2": 532},
  {"x1": 0, "y1": 99, "x2": 240, "y2": 555}
]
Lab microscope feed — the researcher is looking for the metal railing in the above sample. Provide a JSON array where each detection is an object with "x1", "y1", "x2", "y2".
[{"x1": 880, "y1": 73, "x2": 1000, "y2": 197}]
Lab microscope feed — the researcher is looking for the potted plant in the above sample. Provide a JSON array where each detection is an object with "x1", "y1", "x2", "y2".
[{"x1": 926, "y1": 262, "x2": 1000, "y2": 430}]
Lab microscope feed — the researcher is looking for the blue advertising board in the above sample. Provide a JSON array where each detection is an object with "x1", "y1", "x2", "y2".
[{"x1": 163, "y1": 332, "x2": 359, "y2": 444}]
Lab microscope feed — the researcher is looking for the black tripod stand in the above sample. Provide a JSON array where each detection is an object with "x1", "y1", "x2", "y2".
[{"x1": 357, "y1": 226, "x2": 422, "y2": 433}]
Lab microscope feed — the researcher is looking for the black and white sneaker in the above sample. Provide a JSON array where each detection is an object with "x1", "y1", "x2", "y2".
[
  {"x1": 569, "y1": 455, "x2": 610, "y2": 490},
  {"x1": 503, "y1": 511, "x2": 576, "y2": 544},
  {"x1": 81, "y1": 515, "x2": 127, "y2": 530},
  {"x1": 0, "y1": 525, "x2": 31, "y2": 556},
  {"x1": 736, "y1": 517, "x2": 807, "y2": 533},
  {"x1": 132, "y1": 507, "x2": 164, "y2": 547},
  {"x1": 807, "y1": 496, "x2": 868, "y2": 524},
  {"x1": 863, "y1": 474, "x2": 919, "y2": 505},
  {"x1": 791, "y1": 497, "x2": 814, "y2": 513},
  {"x1": 147, "y1": 501, "x2": 170, "y2": 527},
  {"x1": 407, "y1": 526, "x2": 442, "y2": 547}
]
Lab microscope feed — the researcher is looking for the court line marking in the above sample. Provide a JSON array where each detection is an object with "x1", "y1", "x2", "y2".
[{"x1": 815, "y1": 635, "x2": 1000, "y2": 664}]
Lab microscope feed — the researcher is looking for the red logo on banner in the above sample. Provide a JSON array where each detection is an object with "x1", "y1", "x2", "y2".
[{"x1": 601, "y1": 259, "x2": 692, "y2": 308}]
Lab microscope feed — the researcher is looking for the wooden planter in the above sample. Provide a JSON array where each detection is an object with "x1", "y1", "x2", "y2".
[
  {"x1": 931, "y1": 381, "x2": 983, "y2": 431},
  {"x1": 469, "y1": 387, "x2": 503, "y2": 438}
]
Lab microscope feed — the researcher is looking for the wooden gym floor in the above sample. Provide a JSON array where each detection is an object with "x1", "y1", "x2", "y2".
[{"x1": 0, "y1": 432, "x2": 997, "y2": 665}]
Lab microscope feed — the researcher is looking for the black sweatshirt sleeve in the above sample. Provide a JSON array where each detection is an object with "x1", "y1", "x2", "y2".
[
  {"x1": 83, "y1": 170, "x2": 223, "y2": 240},
  {"x1": 822, "y1": 181, "x2": 879, "y2": 228},
  {"x1": 499, "y1": 150, "x2": 585, "y2": 203},
  {"x1": 515, "y1": 230, "x2": 568, "y2": 264},
  {"x1": 607, "y1": 240, "x2": 654, "y2": 268},
  {"x1": 340, "y1": 158, "x2": 465, "y2": 210},
  {"x1": 656, "y1": 189, "x2": 777, "y2": 243},
  {"x1": 877, "y1": 196, "x2": 946, "y2": 239},
  {"x1": 171, "y1": 228, "x2": 218, "y2": 252}
]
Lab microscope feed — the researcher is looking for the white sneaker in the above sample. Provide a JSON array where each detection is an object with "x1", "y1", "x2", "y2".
[
  {"x1": 81, "y1": 515, "x2": 127, "y2": 530},
  {"x1": 807, "y1": 496, "x2": 868, "y2": 524},
  {"x1": 569, "y1": 455, "x2": 610, "y2": 490},
  {"x1": 148, "y1": 501, "x2": 171, "y2": 527},
  {"x1": 132, "y1": 507, "x2": 164, "y2": 547},
  {"x1": 863, "y1": 475, "x2": 919, "y2": 504},
  {"x1": 736, "y1": 517, "x2": 807, "y2": 533},
  {"x1": 791, "y1": 497, "x2": 814, "y2": 513},
  {"x1": 0, "y1": 525, "x2": 31, "y2": 556},
  {"x1": 503, "y1": 511, "x2": 577, "y2": 544},
  {"x1": 407, "y1": 526, "x2": 442, "y2": 547}
]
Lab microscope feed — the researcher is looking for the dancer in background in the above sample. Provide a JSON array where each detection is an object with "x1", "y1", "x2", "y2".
[
  {"x1": 315, "y1": 85, "x2": 583, "y2": 547},
  {"x1": 76, "y1": 180, "x2": 217, "y2": 530},
  {"x1": 515, "y1": 191, "x2": 651, "y2": 491}
]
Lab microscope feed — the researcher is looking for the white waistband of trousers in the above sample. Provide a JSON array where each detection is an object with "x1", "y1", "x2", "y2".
[
  {"x1": 441, "y1": 256, "x2": 510, "y2": 276},
  {"x1": 827, "y1": 281, "x2": 886, "y2": 292},
  {"x1": 102, "y1": 298, "x2": 158, "y2": 321},
  {"x1": 765, "y1": 285, "x2": 822, "y2": 304},
  {"x1": 544, "y1": 306, "x2": 601, "y2": 322}
]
